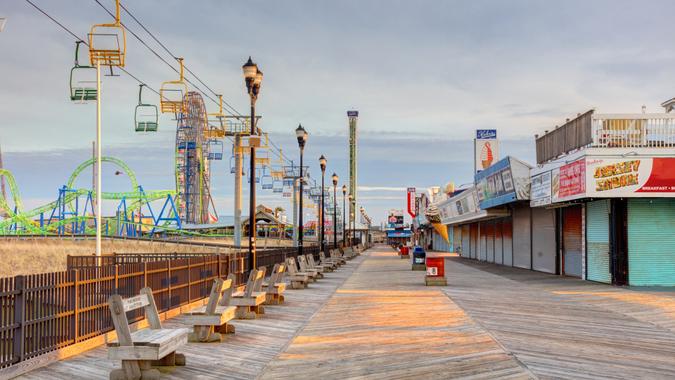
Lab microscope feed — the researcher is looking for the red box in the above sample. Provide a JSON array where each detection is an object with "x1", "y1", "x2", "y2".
[
  {"x1": 400, "y1": 246, "x2": 409, "y2": 256},
  {"x1": 425, "y1": 257, "x2": 444, "y2": 277}
]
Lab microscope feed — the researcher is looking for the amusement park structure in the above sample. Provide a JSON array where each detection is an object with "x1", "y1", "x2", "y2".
[{"x1": 3, "y1": 0, "x2": 327, "y2": 239}]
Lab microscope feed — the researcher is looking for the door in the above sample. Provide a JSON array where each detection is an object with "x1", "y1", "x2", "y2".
[
  {"x1": 627, "y1": 199, "x2": 675, "y2": 286},
  {"x1": 531, "y1": 207, "x2": 557, "y2": 274},
  {"x1": 562, "y1": 205, "x2": 583, "y2": 277},
  {"x1": 503, "y1": 217, "x2": 513, "y2": 266},
  {"x1": 512, "y1": 204, "x2": 532, "y2": 269},
  {"x1": 470, "y1": 223, "x2": 479, "y2": 260},
  {"x1": 611, "y1": 199, "x2": 628, "y2": 285},
  {"x1": 486, "y1": 221, "x2": 495, "y2": 263},
  {"x1": 587, "y1": 200, "x2": 611, "y2": 284},
  {"x1": 495, "y1": 219, "x2": 503, "y2": 265}
]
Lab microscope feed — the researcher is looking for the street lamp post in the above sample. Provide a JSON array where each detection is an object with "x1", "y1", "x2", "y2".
[
  {"x1": 319, "y1": 155, "x2": 327, "y2": 252},
  {"x1": 332, "y1": 173, "x2": 338, "y2": 249},
  {"x1": 295, "y1": 125, "x2": 308, "y2": 256},
  {"x1": 342, "y1": 185, "x2": 347, "y2": 246},
  {"x1": 243, "y1": 57, "x2": 263, "y2": 271}
]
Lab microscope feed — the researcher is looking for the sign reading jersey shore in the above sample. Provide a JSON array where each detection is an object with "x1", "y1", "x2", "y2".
[
  {"x1": 586, "y1": 157, "x2": 675, "y2": 196},
  {"x1": 475, "y1": 129, "x2": 498, "y2": 173}
]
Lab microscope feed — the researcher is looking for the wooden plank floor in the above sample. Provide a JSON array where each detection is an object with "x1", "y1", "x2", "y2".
[
  {"x1": 443, "y1": 258, "x2": 675, "y2": 380},
  {"x1": 19, "y1": 254, "x2": 366, "y2": 380},
  {"x1": 259, "y1": 249, "x2": 533, "y2": 379}
]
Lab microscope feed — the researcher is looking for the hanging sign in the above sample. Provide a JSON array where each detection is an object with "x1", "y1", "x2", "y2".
[
  {"x1": 475, "y1": 129, "x2": 498, "y2": 173},
  {"x1": 407, "y1": 187, "x2": 416, "y2": 218}
]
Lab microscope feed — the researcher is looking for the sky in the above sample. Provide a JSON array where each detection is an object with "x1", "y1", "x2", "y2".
[{"x1": 2, "y1": 0, "x2": 675, "y2": 225}]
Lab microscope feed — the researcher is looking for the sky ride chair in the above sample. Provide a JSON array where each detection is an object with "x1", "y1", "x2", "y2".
[
  {"x1": 207, "y1": 139, "x2": 224, "y2": 160},
  {"x1": 134, "y1": 84, "x2": 158, "y2": 132},
  {"x1": 69, "y1": 41, "x2": 97, "y2": 103},
  {"x1": 160, "y1": 58, "x2": 188, "y2": 115},
  {"x1": 260, "y1": 167, "x2": 274, "y2": 190},
  {"x1": 88, "y1": 0, "x2": 126, "y2": 68}
]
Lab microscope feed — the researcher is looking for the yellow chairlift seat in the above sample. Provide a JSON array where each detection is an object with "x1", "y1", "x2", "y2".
[
  {"x1": 70, "y1": 41, "x2": 97, "y2": 102},
  {"x1": 134, "y1": 84, "x2": 158, "y2": 132},
  {"x1": 88, "y1": 0, "x2": 126, "y2": 68},
  {"x1": 160, "y1": 58, "x2": 188, "y2": 114}
]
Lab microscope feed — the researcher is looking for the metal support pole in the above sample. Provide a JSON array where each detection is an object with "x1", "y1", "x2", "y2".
[
  {"x1": 298, "y1": 149, "x2": 304, "y2": 256},
  {"x1": 333, "y1": 185, "x2": 337, "y2": 249},
  {"x1": 292, "y1": 178, "x2": 298, "y2": 247},
  {"x1": 234, "y1": 135, "x2": 243, "y2": 247},
  {"x1": 248, "y1": 103, "x2": 256, "y2": 271},
  {"x1": 342, "y1": 193, "x2": 346, "y2": 246},
  {"x1": 95, "y1": 60, "x2": 102, "y2": 257},
  {"x1": 320, "y1": 172, "x2": 325, "y2": 253}
]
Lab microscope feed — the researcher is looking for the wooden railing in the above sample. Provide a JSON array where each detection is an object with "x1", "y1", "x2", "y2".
[{"x1": 0, "y1": 245, "x2": 327, "y2": 371}]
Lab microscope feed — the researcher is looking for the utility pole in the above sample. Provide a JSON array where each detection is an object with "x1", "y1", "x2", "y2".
[
  {"x1": 233, "y1": 134, "x2": 243, "y2": 246},
  {"x1": 347, "y1": 110, "x2": 359, "y2": 247}
]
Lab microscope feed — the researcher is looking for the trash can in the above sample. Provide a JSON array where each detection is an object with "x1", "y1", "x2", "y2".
[
  {"x1": 425, "y1": 253, "x2": 447, "y2": 286},
  {"x1": 400, "y1": 245, "x2": 410, "y2": 259},
  {"x1": 412, "y1": 246, "x2": 426, "y2": 271}
]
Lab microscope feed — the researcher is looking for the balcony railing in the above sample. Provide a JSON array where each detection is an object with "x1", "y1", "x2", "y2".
[{"x1": 536, "y1": 110, "x2": 675, "y2": 164}]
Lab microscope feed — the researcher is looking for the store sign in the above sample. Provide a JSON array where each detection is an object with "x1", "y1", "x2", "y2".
[
  {"x1": 586, "y1": 157, "x2": 675, "y2": 196},
  {"x1": 475, "y1": 156, "x2": 531, "y2": 209},
  {"x1": 530, "y1": 171, "x2": 552, "y2": 207},
  {"x1": 406, "y1": 187, "x2": 416, "y2": 218},
  {"x1": 387, "y1": 209, "x2": 405, "y2": 228},
  {"x1": 475, "y1": 129, "x2": 498, "y2": 173},
  {"x1": 551, "y1": 159, "x2": 586, "y2": 202}
]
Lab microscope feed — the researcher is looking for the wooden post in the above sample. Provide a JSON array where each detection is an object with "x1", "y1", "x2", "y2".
[
  {"x1": 143, "y1": 262, "x2": 148, "y2": 288},
  {"x1": 187, "y1": 257, "x2": 192, "y2": 304},
  {"x1": 71, "y1": 270, "x2": 79, "y2": 344},
  {"x1": 167, "y1": 260, "x2": 172, "y2": 309},
  {"x1": 13, "y1": 275, "x2": 25, "y2": 363}
]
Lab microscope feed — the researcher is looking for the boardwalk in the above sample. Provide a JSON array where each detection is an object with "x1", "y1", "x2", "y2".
[{"x1": 18, "y1": 246, "x2": 675, "y2": 380}]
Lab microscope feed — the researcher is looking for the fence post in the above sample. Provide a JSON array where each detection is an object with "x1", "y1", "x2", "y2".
[
  {"x1": 71, "y1": 270, "x2": 79, "y2": 344},
  {"x1": 13, "y1": 275, "x2": 25, "y2": 364},
  {"x1": 143, "y1": 262, "x2": 148, "y2": 288},
  {"x1": 187, "y1": 257, "x2": 192, "y2": 304},
  {"x1": 167, "y1": 260, "x2": 172, "y2": 309}
]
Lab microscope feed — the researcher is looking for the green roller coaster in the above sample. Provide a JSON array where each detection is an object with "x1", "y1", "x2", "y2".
[{"x1": 0, "y1": 156, "x2": 181, "y2": 236}]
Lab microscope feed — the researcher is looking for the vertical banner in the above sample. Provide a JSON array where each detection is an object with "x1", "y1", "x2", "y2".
[
  {"x1": 407, "y1": 187, "x2": 416, "y2": 218},
  {"x1": 475, "y1": 129, "x2": 498, "y2": 174}
]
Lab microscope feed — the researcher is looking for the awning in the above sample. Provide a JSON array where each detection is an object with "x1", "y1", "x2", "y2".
[{"x1": 387, "y1": 230, "x2": 412, "y2": 238}]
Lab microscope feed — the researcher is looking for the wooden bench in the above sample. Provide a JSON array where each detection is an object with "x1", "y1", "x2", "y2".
[
  {"x1": 262, "y1": 263, "x2": 287, "y2": 305},
  {"x1": 183, "y1": 278, "x2": 237, "y2": 342},
  {"x1": 107, "y1": 287, "x2": 188, "y2": 380},
  {"x1": 306, "y1": 254, "x2": 333, "y2": 273},
  {"x1": 329, "y1": 249, "x2": 347, "y2": 265},
  {"x1": 318, "y1": 251, "x2": 339, "y2": 269},
  {"x1": 285, "y1": 257, "x2": 310, "y2": 289},
  {"x1": 297, "y1": 255, "x2": 323, "y2": 279},
  {"x1": 227, "y1": 270, "x2": 266, "y2": 319}
]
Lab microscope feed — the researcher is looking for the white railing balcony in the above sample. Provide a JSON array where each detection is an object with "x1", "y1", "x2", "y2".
[{"x1": 592, "y1": 113, "x2": 675, "y2": 148}]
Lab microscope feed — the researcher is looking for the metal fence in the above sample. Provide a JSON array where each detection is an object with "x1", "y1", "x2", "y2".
[{"x1": 0, "y1": 245, "x2": 329, "y2": 370}]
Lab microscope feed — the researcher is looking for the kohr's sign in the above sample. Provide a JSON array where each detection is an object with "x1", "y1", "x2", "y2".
[{"x1": 476, "y1": 129, "x2": 497, "y2": 139}]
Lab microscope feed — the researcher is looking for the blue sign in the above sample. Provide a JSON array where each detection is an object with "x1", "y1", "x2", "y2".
[
  {"x1": 347, "y1": 110, "x2": 359, "y2": 117},
  {"x1": 476, "y1": 129, "x2": 497, "y2": 139}
]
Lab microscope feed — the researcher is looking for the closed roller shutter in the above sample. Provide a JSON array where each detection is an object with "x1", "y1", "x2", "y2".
[
  {"x1": 503, "y1": 217, "x2": 513, "y2": 266},
  {"x1": 479, "y1": 222, "x2": 487, "y2": 261},
  {"x1": 454, "y1": 226, "x2": 462, "y2": 254},
  {"x1": 512, "y1": 204, "x2": 532, "y2": 269},
  {"x1": 563, "y1": 205, "x2": 583, "y2": 277},
  {"x1": 628, "y1": 199, "x2": 675, "y2": 286},
  {"x1": 462, "y1": 225, "x2": 471, "y2": 258},
  {"x1": 587, "y1": 200, "x2": 611, "y2": 283},
  {"x1": 531, "y1": 207, "x2": 557, "y2": 274},
  {"x1": 495, "y1": 219, "x2": 503, "y2": 265},
  {"x1": 486, "y1": 221, "x2": 495, "y2": 263},
  {"x1": 470, "y1": 223, "x2": 479, "y2": 260}
]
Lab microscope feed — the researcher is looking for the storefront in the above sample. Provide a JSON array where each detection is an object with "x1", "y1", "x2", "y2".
[
  {"x1": 533, "y1": 151, "x2": 675, "y2": 285},
  {"x1": 475, "y1": 156, "x2": 532, "y2": 268}
]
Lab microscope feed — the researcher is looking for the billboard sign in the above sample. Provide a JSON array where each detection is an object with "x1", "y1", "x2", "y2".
[
  {"x1": 586, "y1": 157, "x2": 675, "y2": 196},
  {"x1": 475, "y1": 157, "x2": 531, "y2": 209},
  {"x1": 530, "y1": 171, "x2": 552, "y2": 207},
  {"x1": 475, "y1": 129, "x2": 498, "y2": 173},
  {"x1": 387, "y1": 209, "x2": 405, "y2": 229}
]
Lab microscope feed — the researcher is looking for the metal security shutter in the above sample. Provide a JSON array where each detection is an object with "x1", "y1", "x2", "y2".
[
  {"x1": 512, "y1": 204, "x2": 532, "y2": 269},
  {"x1": 479, "y1": 222, "x2": 487, "y2": 261},
  {"x1": 587, "y1": 200, "x2": 611, "y2": 283},
  {"x1": 628, "y1": 199, "x2": 675, "y2": 286},
  {"x1": 531, "y1": 207, "x2": 556, "y2": 274},
  {"x1": 470, "y1": 223, "x2": 479, "y2": 260},
  {"x1": 563, "y1": 205, "x2": 583, "y2": 277},
  {"x1": 454, "y1": 226, "x2": 462, "y2": 254},
  {"x1": 462, "y1": 225, "x2": 471, "y2": 258},
  {"x1": 503, "y1": 217, "x2": 513, "y2": 266},
  {"x1": 495, "y1": 219, "x2": 503, "y2": 265},
  {"x1": 487, "y1": 221, "x2": 495, "y2": 263}
]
